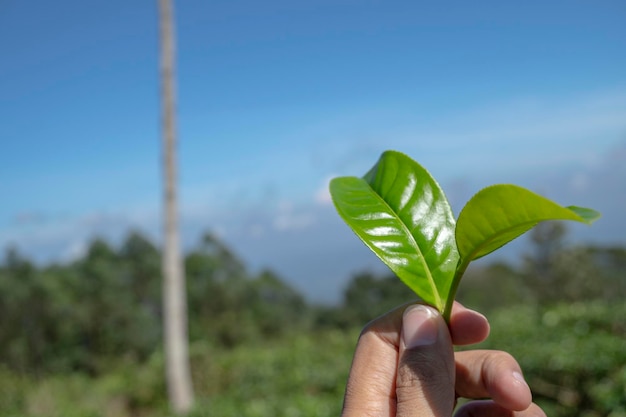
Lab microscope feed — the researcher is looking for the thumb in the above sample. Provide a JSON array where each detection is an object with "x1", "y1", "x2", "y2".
[{"x1": 396, "y1": 305, "x2": 456, "y2": 417}]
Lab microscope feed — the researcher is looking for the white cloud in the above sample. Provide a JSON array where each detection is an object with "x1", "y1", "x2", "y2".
[
  {"x1": 61, "y1": 240, "x2": 88, "y2": 263},
  {"x1": 0, "y1": 207, "x2": 159, "y2": 264},
  {"x1": 324, "y1": 88, "x2": 626, "y2": 180},
  {"x1": 272, "y1": 201, "x2": 315, "y2": 231},
  {"x1": 314, "y1": 175, "x2": 335, "y2": 206},
  {"x1": 247, "y1": 223, "x2": 265, "y2": 238},
  {"x1": 569, "y1": 173, "x2": 590, "y2": 192}
]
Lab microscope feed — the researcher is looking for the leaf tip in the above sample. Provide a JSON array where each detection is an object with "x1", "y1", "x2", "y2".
[{"x1": 567, "y1": 206, "x2": 602, "y2": 224}]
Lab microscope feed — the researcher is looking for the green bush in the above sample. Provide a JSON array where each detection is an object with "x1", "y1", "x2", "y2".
[
  {"x1": 187, "y1": 329, "x2": 357, "y2": 417},
  {"x1": 1, "y1": 301, "x2": 623, "y2": 417}
]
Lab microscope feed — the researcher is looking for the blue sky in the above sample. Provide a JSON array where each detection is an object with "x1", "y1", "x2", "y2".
[{"x1": 1, "y1": 1, "x2": 625, "y2": 302}]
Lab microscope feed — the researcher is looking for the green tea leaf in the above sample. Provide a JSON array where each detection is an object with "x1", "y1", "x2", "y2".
[
  {"x1": 456, "y1": 184, "x2": 601, "y2": 263},
  {"x1": 329, "y1": 151, "x2": 458, "y2": 310}
]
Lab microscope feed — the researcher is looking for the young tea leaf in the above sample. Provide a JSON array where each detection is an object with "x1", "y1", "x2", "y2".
[
  {"x1": 329, "y1": 151, "x2": 458, "y2": 311},
  {"x1": 455, "y1": 184, "x2": 601, "y2": 263}
]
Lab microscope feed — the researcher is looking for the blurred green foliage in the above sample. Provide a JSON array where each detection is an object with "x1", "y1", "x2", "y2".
[
  {"x1": 0, "y1": 223, "x2": 624, "y2": 416},
  {"x1": 465, "y1": 302, "x2": 626, "y2": 417}
]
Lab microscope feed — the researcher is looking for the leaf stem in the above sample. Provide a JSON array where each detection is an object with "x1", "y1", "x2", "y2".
[{"x1": 443, "y1": 258, "x2": 470, "y2": 322}]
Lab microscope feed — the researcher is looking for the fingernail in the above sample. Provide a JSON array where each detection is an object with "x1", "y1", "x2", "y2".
[
  {"x1": 402, "y1": 305, "x2": 439, "y2": 348},
  {"x1": 513, "y1": 371, "x2": 529, "y2": 389}
]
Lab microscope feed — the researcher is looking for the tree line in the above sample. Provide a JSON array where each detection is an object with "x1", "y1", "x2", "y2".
[
  {"x1": 0, "y1": 232, "x2": 306, "y2": 376},
  {"x1": 0, "y1": 222, "x2": 624, "y2": 378}
]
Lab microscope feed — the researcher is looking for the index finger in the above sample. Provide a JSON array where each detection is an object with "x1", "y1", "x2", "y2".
[{"x1": 449, "y1": 301, "x2": 490, "y2": 345}]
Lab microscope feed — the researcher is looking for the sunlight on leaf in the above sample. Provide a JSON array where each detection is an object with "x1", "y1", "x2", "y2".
[{"x1": 330, "y1": 151, "x2": 458, "y2": 310}]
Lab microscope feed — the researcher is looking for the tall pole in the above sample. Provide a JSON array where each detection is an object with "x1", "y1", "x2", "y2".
[{"x1": 158, "y1": 0, "x2": 194, "y2": 412}]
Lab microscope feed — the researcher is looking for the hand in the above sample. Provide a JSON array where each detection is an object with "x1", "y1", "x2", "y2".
[{"x1": 341, "y1": 302, "x2": 546, "y2": 417}]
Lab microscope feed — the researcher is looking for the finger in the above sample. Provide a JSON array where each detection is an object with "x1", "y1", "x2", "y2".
[
  {"x1": 455, "y1": 400, "x2": 547, "y2": 417},
  {"x1": 342, "y1": 302, "x2": 493, "y2": 417},
  {"x1": 449, "y1": 301, "x2": 490, "y2": 346},
  {"x1": 342, "y1": 307, "x2": 402, "y2": 417},
  {"x1": 455, "y1": 350, "x2": 533, "y2": 411},
  {"x1": 396, "y1": 305, "x2": 455, "y2": 417}
]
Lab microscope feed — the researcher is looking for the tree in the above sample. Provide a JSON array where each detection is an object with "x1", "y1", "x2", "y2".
[
  {"x1": 342, "y1": 271, "x2": 417, "y2": 325},
  {"x1": 456, "y1": 261, "x2": 528, "y2": 314},
  {"x1": 158, "y1": 0, "x2": 194, "y2": 412}
]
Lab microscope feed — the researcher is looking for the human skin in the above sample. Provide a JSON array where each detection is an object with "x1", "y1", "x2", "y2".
[{"x1": 341, "y1": 302, "x2": 546, "y2": 417}]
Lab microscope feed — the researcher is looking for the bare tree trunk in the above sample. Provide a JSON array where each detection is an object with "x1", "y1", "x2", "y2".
[{"x1": 158, "y1": 0, "x2": 194, "y2": 412}]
